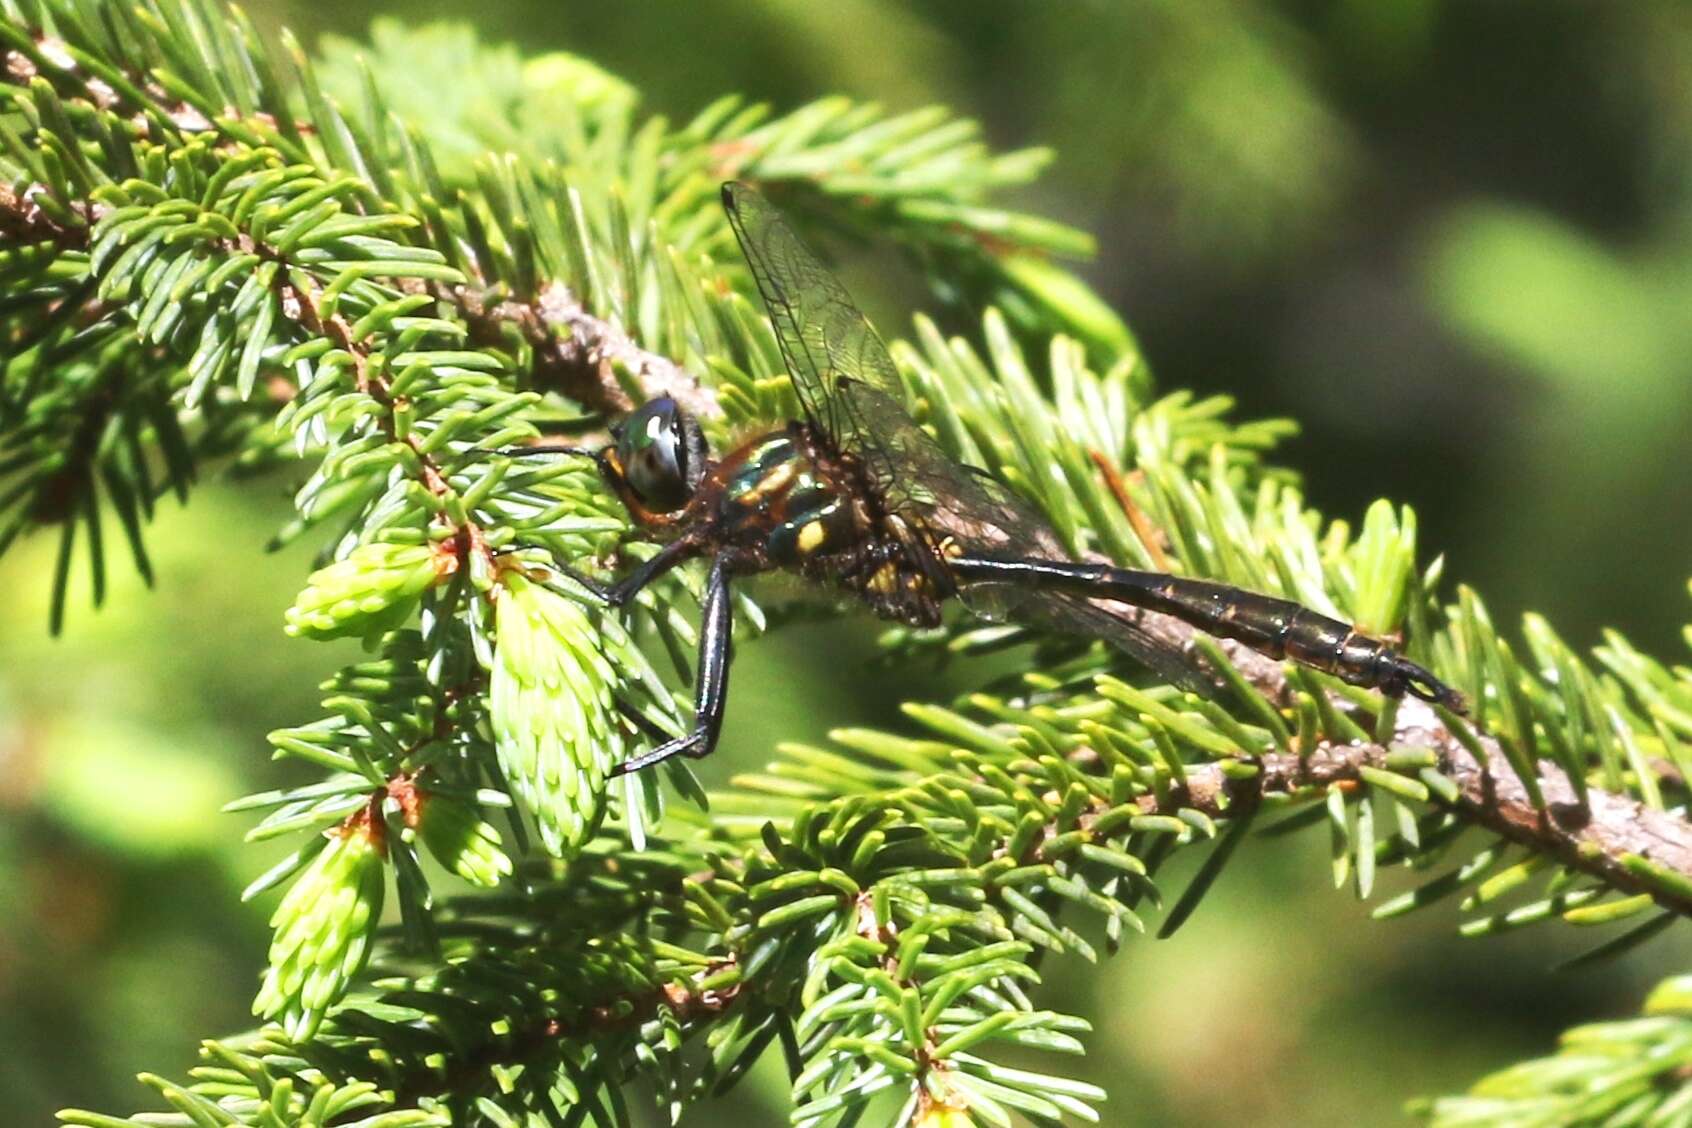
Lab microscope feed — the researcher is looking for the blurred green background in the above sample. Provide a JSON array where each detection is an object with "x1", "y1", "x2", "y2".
[{"x1": 4, "y1": 1, "x2": 1691, "y2": 1124}]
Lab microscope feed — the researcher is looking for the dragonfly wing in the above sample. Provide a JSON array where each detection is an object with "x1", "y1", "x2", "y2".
[
  {"x1": 721, "y1": 182, "x2": 906, "y2": 442},
  {"x1": 721, "y1": 181, "x2": 1210, "y2": 693},
  {"x1": 828, "y1": 379, "x2": 1055, "y2": 552},
  {"x1": 721, "y1": 182, "x2": 1002, "y2": 544},
  {"x1": 962, "y1": 582, "x2": 1215, "y2": 696},
  {"x1": 836, "y1": 385, "x2": 1213, "y2": 692}
]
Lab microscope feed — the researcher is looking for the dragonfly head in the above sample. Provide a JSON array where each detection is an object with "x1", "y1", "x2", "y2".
[{"x1": 610, "y1": 396, "x2": 708, "y2": 513}]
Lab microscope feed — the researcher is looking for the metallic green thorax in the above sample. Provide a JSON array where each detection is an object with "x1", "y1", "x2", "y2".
[{"x1": 715, "y1": 431, "x2": 856, "y2": 566}]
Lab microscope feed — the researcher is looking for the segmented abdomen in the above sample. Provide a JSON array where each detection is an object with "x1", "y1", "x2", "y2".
[{"x1": 1139, "y1": 576, "x2": 1391, "y2": 686}]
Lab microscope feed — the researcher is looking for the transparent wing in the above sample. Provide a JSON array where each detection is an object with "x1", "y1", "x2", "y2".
[
  {"x1": 721, "y1": 182, "x2": 1028, "y2": 543},
  {"x1": 962, "y1": 581, "x2": 1212, "y2": 695},
  {"x1": 837, "y1": 383, "x2": 1210, "y2": 690},
  {"x1": 721, "y1": 181, "x2": 906, "y2": 442},
  {"x1": 722, "y1": 181, "x2": 1207, "y2": 691}
]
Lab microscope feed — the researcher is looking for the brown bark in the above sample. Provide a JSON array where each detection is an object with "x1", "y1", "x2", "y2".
[{"x1": 1134, "y1": 692, "x2": 1692, "y2": 916}]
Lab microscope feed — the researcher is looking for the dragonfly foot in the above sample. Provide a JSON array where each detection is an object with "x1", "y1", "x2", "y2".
[{"x1": 613, "y1": 732, "x2": 712, "y2": 775}]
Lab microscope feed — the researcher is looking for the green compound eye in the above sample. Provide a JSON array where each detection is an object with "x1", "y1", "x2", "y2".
[{"x1": 615, "y1": 396, "x2": 704, "y2": 512}]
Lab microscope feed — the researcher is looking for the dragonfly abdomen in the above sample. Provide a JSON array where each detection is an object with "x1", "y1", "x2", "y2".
[
  {"x1": 948, "y1": 555, "x2": 1462, "y2": 710},
  {"x1": 1140, "y1": 576, "x2": 1392, "y2": 682}
]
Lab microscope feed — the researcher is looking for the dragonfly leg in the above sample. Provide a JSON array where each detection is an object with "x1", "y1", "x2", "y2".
[
  {"x1": 613, "y1": 557, "x2": 734, "y2": 775},
  {"x1": 492, "y1": 443, "x2": 601, "y2": 460},
  {"x1": 615, "y1": 699, "x2": 681, "y2": 745},
  {"x1": 553, "y1": 536, "x2": 698, "y2": 608},
  {"x1": 950, "y1": 554, "x2": 1464, "y2": 712}
]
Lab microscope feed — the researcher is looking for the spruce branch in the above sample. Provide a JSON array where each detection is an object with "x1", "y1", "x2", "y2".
[
  {"x1": 1127, "y1": 700, "x2": 1692, "y2": 918},
  {"x1": 0, "y1": 169, "x2": 711, "y2": 420},
  {"x1": 0, "y1": 179, "x2": 95, "y2": 243},
  {"x1": 455, "y1": 278, "x2": 718, "y2": 420},
  {"x1": 7, "y1": 3, "x2": 1692, "y2": 1125}
]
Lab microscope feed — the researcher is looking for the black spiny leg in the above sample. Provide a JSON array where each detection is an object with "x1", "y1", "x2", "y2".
[
  {"x1": 613, "y1": 557, "x2": 735, "y2": 775},
  {"x1": 554, "y1": 537, "x2": 698, "y2": 608},
  {"x1": 495, "y1": 443, "x2": 600, "y2": 461}
]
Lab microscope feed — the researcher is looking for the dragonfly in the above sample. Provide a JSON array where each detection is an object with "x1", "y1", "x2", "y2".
[{"x1": 508, "y1": 182, "x2": 1462, "y2": 775}]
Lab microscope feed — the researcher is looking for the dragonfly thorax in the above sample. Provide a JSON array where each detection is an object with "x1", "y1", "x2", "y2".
[{"x1": 695, "y1": 424, "x2": 949, "y2": 628}]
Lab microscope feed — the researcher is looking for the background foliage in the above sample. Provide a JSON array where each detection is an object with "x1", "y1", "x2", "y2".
[{"x1": 2, "y1": 1, "x2": 1691, "y2": 1126}]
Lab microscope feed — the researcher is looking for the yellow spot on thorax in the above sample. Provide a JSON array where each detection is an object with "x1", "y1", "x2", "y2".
[
  {"x1": 796, "y1": 521, "x2": 829, "y2": 555},
  {"x1": 738, "y1": 460, "x2": 797, "y2": 506}
]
